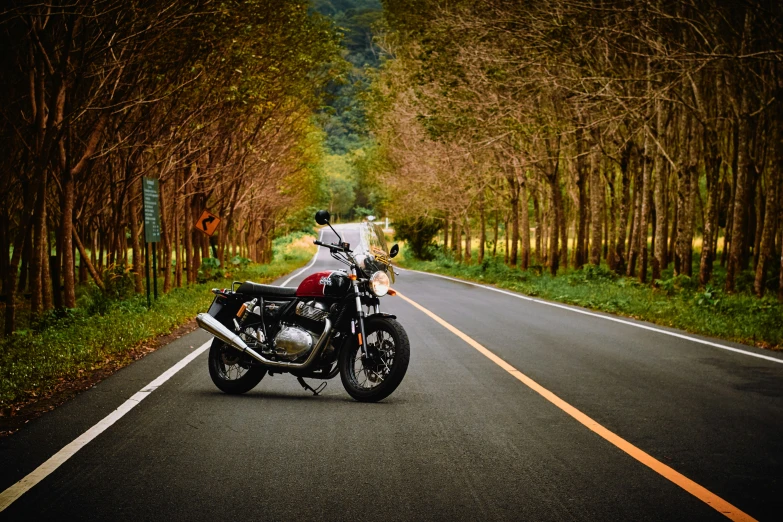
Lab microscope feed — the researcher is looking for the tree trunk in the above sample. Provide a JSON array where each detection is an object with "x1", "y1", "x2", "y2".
[
  {"x1": 508, "y1": 176, "x2": 519, "y2": 267},
  {"x1": 726, "y1": 105, "x2": 751, "y2": 290},
  {"x1": 669, "y1": 173, "x2": 678, "y2": 270},
  {"x1": 78, "y1": 225, "x2": 88, "y2": 285},
  {"x1": 754, "y1": 149, "x2": 779, "y2": 296},
  {"x1": 674, "y1": 164, "x2": 692, "y2": 276},
  {"x1": 4, "y1": 216, "x2": 33, "y2": 335},
  {"x1": 589, "y1": 144, "x2": 602, "y2": 266},
  {"x1": 464, "y1": 215, "x2": 472, "y2": 264},
  {"x1": 443, "y1": 216, "x2": 449, "y2": 253},
  {"x1": 533, "y1": 196, "x2": 541, "y2": 263},
  {"x1": 549, "y1": 174, "x2": 562, "y2": 276},
  {"x1": 752, "y1": 178, "x2": 763, "y2": 271},
  {"x1": 59, "y1": 169, "x2": 76, "y2": 308},
  {"x1": 606, "y1": 169, "x2": 617, "y2": 270},
  {"x1": 454, "y1": 220, "x2": 462, "y2": 262},
  {"x1": 651, "y1": 154, "x2": 666, "y2": 283},
  {"x1": 29, "y1": 171, "x2": 48, "y2": 319},
  {"x1": 42, "y1": 221, "x2": 53, "y2": 313},
  {"x1": 129, "y1": 178, "x2": 144, "y2": 294},
  {"x1": 639, "y1": 138, "x2": 652, "y2": 283},
  {"x1": 726, "y1": 12, "x2": 753, "y2": 292},
  {"x1": 451, "y1": 216, "x2": 459, "y2": 257},
  {"x1": 520, "y1": 181, "x2": 530, "y2": 270},
  {"x1": 575, "y1": 129, "x2": 588, "y2": 268},
  {"x1": 72, "y1": 227, "x2": 105, "y2": 290},
  {"x1": 0, "y1": 209, "x2": 6, "y2": 296},
  {"x1": 492, "y1": 209, "x2": 498, "y2": 258},
  {"x1": 560, "y1": 184, "x2": 569, "y2": 270},
  {"x1": 478, "y1": 192, "x2": 485, "y2": 265},
  {"x1": 614, "y1": 144, "x2": 632, "y2": 273},
  {"x1": 161, "y1": 180, "x2": 172, "y2": 293},
  {"x1": 175, "y1": 170, "x2": 183, "y2": 287},
  {"x1": 627, "y1": 167, "x2": 641, "y2": 277},
  {"x1": 699, "y1": 145, "x2": 722, "y2": 286},
  {"x1": 504, "y1": 213, "x2": 509, "y2": 265}
]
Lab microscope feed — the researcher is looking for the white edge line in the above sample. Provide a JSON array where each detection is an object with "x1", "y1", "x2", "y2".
[
  {"x1": 400, "y1": 268, "x2": 783, "y2": 366},
  {"x1": 279, "y1": 230, "x2": 323, "y2": 287},
  {"x1": 0, "y1": 340, "x2": 212, "y2": 512}
]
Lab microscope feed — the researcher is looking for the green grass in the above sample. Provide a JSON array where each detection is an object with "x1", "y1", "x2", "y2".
[
  {"x1": 0, "y1": 233, "x2": 316, "y2": 408},
  {"x1": 397, "y1": 247, "x2": 783, "y2": 351}
]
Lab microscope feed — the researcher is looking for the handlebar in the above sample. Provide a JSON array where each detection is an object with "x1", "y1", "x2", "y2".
[{"x1": 313, "y1": 239, "x2": 352, "y2": 253}]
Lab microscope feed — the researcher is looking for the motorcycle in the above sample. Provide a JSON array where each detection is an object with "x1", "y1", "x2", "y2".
[{"x1": 195, "y1": 210, "x2": 410, "y2": 402}]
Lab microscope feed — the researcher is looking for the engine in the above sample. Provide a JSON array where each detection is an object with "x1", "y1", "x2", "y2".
[
  {"x1": 238, "y1": 300, "x2": 329, "y2": 362},
  {"x1": 272, "y1": 301, "x2": 329, "y2": 360}
]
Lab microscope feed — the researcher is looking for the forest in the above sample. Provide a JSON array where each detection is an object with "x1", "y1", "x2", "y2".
[
  {"x1": 0, "y1": 1, "x2": 343, "y2": 336},
  {"x1": 314, "y1": 0, "x2": 386, "y2": 220},
  {"x1": 2, "y1": 0, "x2": 782, "y2": 341},
  {"x1": 371, "y1": 0, "x2": 783, "y2": 301}
]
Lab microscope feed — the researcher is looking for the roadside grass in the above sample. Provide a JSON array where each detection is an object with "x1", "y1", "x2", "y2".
[
  {"x1": 395, "y1": 246, "x2": 783, "y2": 351},
  {"x1": 0, "y1": 233, "x2": 316, "y2": 408}
]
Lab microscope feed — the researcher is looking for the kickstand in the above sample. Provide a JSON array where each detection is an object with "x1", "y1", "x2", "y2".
[{"x1": 297, "y1": 377, "x2": 327, "y2": 396}]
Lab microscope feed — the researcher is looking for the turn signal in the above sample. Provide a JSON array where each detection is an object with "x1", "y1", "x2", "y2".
[
  {"x1": 349, "y1": 274, "x2": 357, "y2": 280},
  {"x1": 387, "y1": 288, "x2": 397, "y2": 296}
]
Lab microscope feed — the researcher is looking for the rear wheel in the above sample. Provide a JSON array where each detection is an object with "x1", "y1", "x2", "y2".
[
  {"x1": 208, "y1": 338, "x2": 265, "y2": 394},
  {"x1": 339, "y1": 317, "x2": 410, "y2": 402}
]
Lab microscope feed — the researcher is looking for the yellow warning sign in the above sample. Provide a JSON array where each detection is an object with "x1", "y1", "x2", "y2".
[{"x1": 195, "y1": 210, "x2": 220, "y2": 236}]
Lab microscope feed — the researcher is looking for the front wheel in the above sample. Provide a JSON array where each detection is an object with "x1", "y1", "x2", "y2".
[
  {"x1": 339, "y1": 317, "x2": 410, "y2": 402},
  {"x1": 208, "y1": 338, "x2": 265, "y2": 394}
]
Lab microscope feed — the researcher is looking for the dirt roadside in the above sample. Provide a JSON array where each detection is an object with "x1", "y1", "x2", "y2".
[{"x1": 0, "y1": 320, "x2": 199, "y2": 438}]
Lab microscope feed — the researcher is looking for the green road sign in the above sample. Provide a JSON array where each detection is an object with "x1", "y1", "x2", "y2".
[{"x1": 142, "y1": 177, "x2": 161, "y2": 243}]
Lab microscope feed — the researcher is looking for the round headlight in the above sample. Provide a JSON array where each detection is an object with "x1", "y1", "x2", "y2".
[{"x1": 369, "y1": 271, "x2": 390, "y2": 296}]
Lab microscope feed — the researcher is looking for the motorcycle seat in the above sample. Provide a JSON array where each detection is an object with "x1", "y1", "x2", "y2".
[{"x1": 237, "y1": 281, "x2": 297, "y2": 298}]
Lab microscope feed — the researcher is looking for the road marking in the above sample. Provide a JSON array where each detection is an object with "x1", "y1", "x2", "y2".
[
  {"x1": 280, "y1": 230, "x2": 323, "y2": 287},
  {"x1": 402, "y1": 269, "x2": 783, "y2": 365},
  {"x1": 396, "y1": 292, "x2": 757, "y2": 522},
  {"x1": 0, "y1": 341, "x2": 211, "y2": 512}
]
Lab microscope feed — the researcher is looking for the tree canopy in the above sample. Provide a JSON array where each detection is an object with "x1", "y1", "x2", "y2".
[{"x1": 0, "y1": 0, "x2": 343, "y2": 334}]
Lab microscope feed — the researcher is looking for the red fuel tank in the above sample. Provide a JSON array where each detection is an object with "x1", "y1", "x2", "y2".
[{"x1": 296, "y1": 270, "x2": 351, "y2": 298}]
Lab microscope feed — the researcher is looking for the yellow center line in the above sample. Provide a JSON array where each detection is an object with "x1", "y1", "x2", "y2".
[{"x1": 396, "y1": 292, "x2": 757, "y2": 522}]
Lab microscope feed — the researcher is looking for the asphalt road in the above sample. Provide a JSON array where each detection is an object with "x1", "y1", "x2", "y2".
[{"x1": 1, "y1": 225, "x2": 782, "y2": 521}]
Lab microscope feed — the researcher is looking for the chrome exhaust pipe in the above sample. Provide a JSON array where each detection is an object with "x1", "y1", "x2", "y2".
[
  {"x1": 196, "y1": 312, "x2": 259, "y2": 356},
  {"x1": 196, "y1": 313, "x2": 333, "y2": 370}
]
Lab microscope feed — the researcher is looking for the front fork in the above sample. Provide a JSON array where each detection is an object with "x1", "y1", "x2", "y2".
[{"x1": 352, "y1": 277, "x2": 370, "y2": 358}]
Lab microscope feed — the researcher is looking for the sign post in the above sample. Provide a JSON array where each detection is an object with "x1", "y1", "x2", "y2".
[{"x1": 142, "y1": 178, "x2": 161, "y2": 308}]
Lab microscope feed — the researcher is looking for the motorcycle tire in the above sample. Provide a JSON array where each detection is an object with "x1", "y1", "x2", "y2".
[
  {"x1": 339, "y1": 316, "x2": 410, "y2": 403},
  {"x1": 208, "y1": 338, "x2": 265, "y2": 394}
]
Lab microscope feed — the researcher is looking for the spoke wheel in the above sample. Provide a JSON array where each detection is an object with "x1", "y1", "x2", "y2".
[
  {"x1": 339, "y1": 317, "x2": 410, "y2": 402},
  {"x1": 208, "y1": 338, "x2": 265, "y2": 394}
]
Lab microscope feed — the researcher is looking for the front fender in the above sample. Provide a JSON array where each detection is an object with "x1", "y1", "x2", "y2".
[{"x1": 366, "y1": 312, "x2": 397, "y2": 320}]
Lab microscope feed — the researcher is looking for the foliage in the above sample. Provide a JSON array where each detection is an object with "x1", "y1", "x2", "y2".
[
  {"x1": 397, "y1": 249, "x2": 783, "y2": 351},
  {"x1": 197, "y1": 258, "x2": 222, "y2": 283},
  {"x1": 368, "y1": 0, "x2": 783, "y2": 297},
  {"x1": 394, "y1": 217, "x2": 441, "y2": 260},
  {"x1": 0, "y1": 234, "x2": 316, "y2": 408},
  {"x1": 311, "y1": 0, "x2": 389, "y2": 222},
  {"x1": 0, "y1": 0, "x2": 343, "y2": 334},
  {"x1": 314, "y1": 0, "x2": 383, "y2": 154}
]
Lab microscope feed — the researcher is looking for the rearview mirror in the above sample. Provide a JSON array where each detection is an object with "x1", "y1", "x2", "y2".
[
  {"x1": 315, "y1": 210, "x2": 331, "y2": 225},
  {"x1": 389, "y1": 244, "x2": 399, "y2": 258}
]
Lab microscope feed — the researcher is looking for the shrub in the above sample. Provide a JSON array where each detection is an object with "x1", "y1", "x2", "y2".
[
  {"x1": 394, "y1": 217, "x2": 441, "y2": 260},
  {"x1": 198, "y1": 257, "x2": 222, "y2": 283}
]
